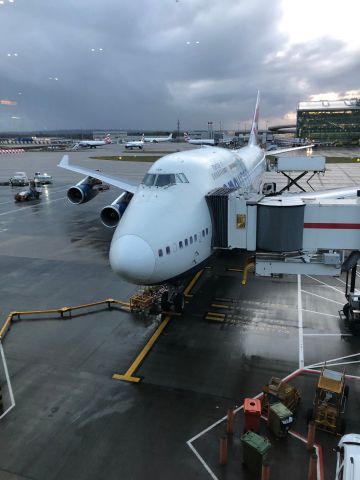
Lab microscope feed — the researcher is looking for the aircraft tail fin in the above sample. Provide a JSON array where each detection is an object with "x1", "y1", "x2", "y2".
[
  {"x1": 105, "y1": 134, "x2": 112, "y2": 144},
  {"x1": 248, "y1": 91, "x2": 260, "y2": 147},
  {"x1": 184, "y1": 132, "x2": 190, "y2": 142},
  {"x1": 141, "y1": 134, "x2": 145, "y2": 142},
  {"x1": 168, "y1": 133, "x2": 173, "y2": 139}
]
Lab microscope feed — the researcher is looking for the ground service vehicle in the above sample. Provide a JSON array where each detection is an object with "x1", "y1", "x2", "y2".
[
  {"x1": 9, "y1": 171, "x2": 29, "y2": 186},
  {"x1": 34, "y1": 172, "x2": 53, "y2": 184},
  {"x1": 14, "y1": 180, "x2": 42, "y2": 202},
  {"x1": 307, "y1": 366, "x2": 349, "y2": 434}
]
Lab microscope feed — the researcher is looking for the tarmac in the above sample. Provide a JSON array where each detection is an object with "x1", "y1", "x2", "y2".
[{"x1": 0, "y1": 142, "x2": 359, "y2": 480}]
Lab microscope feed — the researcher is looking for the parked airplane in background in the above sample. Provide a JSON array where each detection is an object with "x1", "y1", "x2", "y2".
[
  {"x1": 59, "y1": 92, "x2": 358, "y2": 312},
  {"x1": 184, "y1": 132, "x2": 215, "y2": 146},
  {"x1": 124, "y1": 134, "x2": 145, "y2": 150},
  {"x1": 72, "y1": 134, "x2": 112, "y2": 150},
  {"x1": 144, "y1": 133, "x2": 173, "y2": 143}
]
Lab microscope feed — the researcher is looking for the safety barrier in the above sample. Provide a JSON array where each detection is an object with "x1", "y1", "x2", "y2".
[{"x1": 0, "y1": 298, "x2": 130, "y2": 342}]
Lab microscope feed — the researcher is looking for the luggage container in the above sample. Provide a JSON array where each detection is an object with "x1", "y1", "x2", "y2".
[
  {"x1": 241, "y1": 431, "x2": 271, "y2": 476},
  {"x1": 244, "y1": 397, "x2": 261, "y2": 433},
  {"x1": 268, "y1": 401, "x2": 293, "y2": 438}
]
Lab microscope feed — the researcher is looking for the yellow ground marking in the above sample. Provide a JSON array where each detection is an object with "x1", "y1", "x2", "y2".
[
  {"x1": 0, "y1": 298, "x2": 130, "y2": 341},
  {"x1": 183, "y1": 269, "x2": 204, "y2": 298},
  {"x1": 205, "y1": 316, "x2": 225, "y2": 322},
  {"x1": 210, "y1": 303, "x2": 230, "y2": 309},
  {"x1": 113, "y1": 315, "x2": 172, "y2": 383},
  {"x1": 226, "y1": 268, "x2": 243, "y2": 272},
  {"x1": 206, "y1": 311, "x2": 225, "y2": 318}
]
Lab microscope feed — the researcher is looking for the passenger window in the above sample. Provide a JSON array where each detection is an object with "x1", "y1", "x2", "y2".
[
  {"x1": 202, "y1": 230, "x2": 205, "y2": 237},
  {"x1": 190, "y1": 236, "x2": 193, "y2": 244},
  {"x1": 185, "y1": 239, "x2": 188, "y2": 247},
  {"x1": 194, "y1": 234, "x2": 197, "y2": 242},
  {"x1": 206, "y1": 227, "x2": 209, "y2": 235},
  {"x1": 166, "y1": 246, "x2": 170, "y2": 254},
  {"x1": 179, "y1": 241, "x2": 183, "y2": 249},
  {"x1": 158, "y1": 249, "x2": 163, "y2": 257},
  {"x1": 172, "y1": 243, "x2": 177, "y2": 252}
]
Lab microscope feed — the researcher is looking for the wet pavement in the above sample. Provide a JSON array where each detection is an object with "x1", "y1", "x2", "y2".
[{"x1": 0, "y1": 146, "x2": 359, "y2": 480}]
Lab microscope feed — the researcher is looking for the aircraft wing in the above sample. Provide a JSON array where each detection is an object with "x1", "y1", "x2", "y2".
[
  {"x1": 265, "y1": 144, "x2": 314, "y2": 156},
  {"x1": 58, "y1": 155, "x2": 139, "y2": 194}
]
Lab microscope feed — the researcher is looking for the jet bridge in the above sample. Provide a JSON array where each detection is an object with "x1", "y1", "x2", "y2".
[{"x1": 206, "y1": 187, "x2": 360, "y2": 276}]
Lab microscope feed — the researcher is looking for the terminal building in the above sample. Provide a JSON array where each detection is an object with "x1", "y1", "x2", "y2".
[{"x1": 296, "y1": 98, "x2": 360, "y2": 145}]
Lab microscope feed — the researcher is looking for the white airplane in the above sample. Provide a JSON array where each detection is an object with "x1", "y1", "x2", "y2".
[
  {"x1": 58, "y1": 93, "x2": 359, "y2": 311},
  {"x1": 72, "y1": 134, "x2": 112, "y2": 150},
  {"x1": 124, "y1": 134, "x2": 145, "y2": 150},
  {"x1": 184, "y1": 132, "x2": 215, "y2": 146},
  {"x1": 143, "y1": 133, "x2": 173, "y2": 143}
]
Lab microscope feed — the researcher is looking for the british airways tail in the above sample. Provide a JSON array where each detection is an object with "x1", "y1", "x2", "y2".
[{"x1": 248, "y1": 91, "x2": 260, "y2": 147}]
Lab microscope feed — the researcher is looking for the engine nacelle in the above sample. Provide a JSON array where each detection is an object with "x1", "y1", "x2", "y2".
[
  {"x1": 100, "y1": 192, "x2": 132, "y2": 228},
  {"x1": 67, "y1": 176, "x2": 101, "y2": 204}
]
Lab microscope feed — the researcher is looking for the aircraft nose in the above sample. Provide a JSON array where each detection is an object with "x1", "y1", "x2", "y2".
[{"x1": 109, "y1": 234, "x2": 155, "y2": 284}]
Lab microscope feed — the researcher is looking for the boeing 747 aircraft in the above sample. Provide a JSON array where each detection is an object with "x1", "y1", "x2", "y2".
[
  {"x1": 59, "y1": 93, "x2": 359, "y2": 311},
  {"x1": 72, "y1": 134, "x2": 112, "y2": 150},
  {"x1": 143, "y1": 133, "x2": 173, "y2": 143}
]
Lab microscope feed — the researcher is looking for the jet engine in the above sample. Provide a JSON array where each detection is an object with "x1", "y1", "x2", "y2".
[
  {"x1": 67, "y1": 176, "x2": 102, "y2": 204},
  {"x1": 100, "y1": 192, "x2": 132, "y2": 228}
]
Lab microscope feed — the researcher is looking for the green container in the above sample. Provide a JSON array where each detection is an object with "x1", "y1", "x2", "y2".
[
  {"x1": 269, "y1": 401, "x2": 293, "y2": 437},
  {"x1": 241, "y1": 431, "x2": 271, "y2": 475}
]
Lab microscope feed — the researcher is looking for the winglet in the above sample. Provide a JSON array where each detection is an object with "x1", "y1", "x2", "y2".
[
  {"x1": 248, "y1": 91, "x2": 260, "y2": 146},
  {"x1": 58, "y1": 155, "x2": 69, "y2": 167}
]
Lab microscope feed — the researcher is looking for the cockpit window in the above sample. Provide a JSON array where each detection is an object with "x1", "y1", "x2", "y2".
[
  {"x1": 142, "y1": 173, "x2": 156, "y2": 186},
  {"x1": 142, "y1": 172, "x2": 189, "y2": 187},
  {"x1": 155, "y1": 174, "x2": 176, "y2": 187}
]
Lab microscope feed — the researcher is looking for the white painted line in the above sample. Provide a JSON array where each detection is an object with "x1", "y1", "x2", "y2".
[
  {"x1": 301, "y1": 290, "x2": 343, "y2": 306},
  {"x1": 0, "y1": 341, "x2": 15, "y2": 420},
  {"x1": 304, "y1": 334, "x2": 353, "y2": 338},
  {"x1": 0, "y1": 196, "x2": 67, "y2": 217},
  {"x1": 186, "y1": 442, "x2": 218, "y2": 480},
  {"x1": 302, "y1": 309, "x2": 338, "y2": 318},
  {"x1": 311, "y1": 360, "x2": 360, "y2": 368},
  {"x1": 305, "y1": 275, "x2": 345, "y2": 296},
  {"x1": 298, "y1": 275, "x2": 304, "y2": 369}
]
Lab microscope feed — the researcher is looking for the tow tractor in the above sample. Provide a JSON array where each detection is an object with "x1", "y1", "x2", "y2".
[
  {"x1": 14, "y1": 179, "x2": 42, "y2": 202},
  {"x1": 129, "y1": 286, "x2": 185, "y2": 315},
  {"x1": 307, "y1": 366, "x2": 349, "y2": 435}
]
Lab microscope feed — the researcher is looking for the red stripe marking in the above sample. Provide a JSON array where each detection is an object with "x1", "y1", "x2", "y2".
[{"x1": 304, "y1": 223, "x2": 360, "y2": 229}]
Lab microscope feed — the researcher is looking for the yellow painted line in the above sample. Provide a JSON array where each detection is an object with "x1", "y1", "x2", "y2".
[
  {"x1": 227, "y1": 268, "x2": 243, "y2": 272},
  {"x1": 211, "y1": 303, "x2": 230, "y2": 309},
  {"x1": 183, "y1": 269, "x2": 204, "y2": 297},
  {"x1": 205, "y1": 316, "x2": 225, "y2": 322},
  {"x1": 0, "y1": 314, "x2": 13, "y2": 340},
  {"x1": 206, "y1": 311, "x2": 225, "y2": 318},
  {"x1": 113, "y1": 315, "x2": 172, "y2": 383}
]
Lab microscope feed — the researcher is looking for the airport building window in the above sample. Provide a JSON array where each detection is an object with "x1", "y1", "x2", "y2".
[
  {"x1": 166, "y1": 246, "x2": 170, "y2": 255},
  {"x1": 179, "y1": 241, "x2": 183, "y2": 249},
  {"x1": 158, "y1": 249, "x2": 163, "y2": 257},
  {"x1": 190, "y1": 236, "x2": 193, "y2": 244},
  {"x1": 185, "y1": 239, "x2": 188, "y2": 247}
]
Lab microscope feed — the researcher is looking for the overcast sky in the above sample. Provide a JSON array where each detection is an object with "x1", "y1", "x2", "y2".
[{"x1": 1, "y1": 0, "x2": 359, "y2": 132}]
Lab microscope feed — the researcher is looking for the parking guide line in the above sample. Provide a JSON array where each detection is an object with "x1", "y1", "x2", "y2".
[
  {"x1": 301, "y1": 290, "x2": 344, "y2": 306},
  {"x1": 302, "y1": 308, "x2": 338, "y2": 318},
  {"x1": 298, "y1": 275, "x2": 304, "y2": 369},
  {"x1": 306, "y1": 352, "x2": 360, "y2": 369},
  {"x1": 0, "y1": 196, "x2": 67, "y2": 216},
  {"x1": 183, "y1": 269, "x2": 204, "y2": 298},
  {"x1": 112, "y1": 315, "x2": 171, "y2": 383},
  {"x1": 305, "y1": 275, "x2": 345, "y2": 296}
]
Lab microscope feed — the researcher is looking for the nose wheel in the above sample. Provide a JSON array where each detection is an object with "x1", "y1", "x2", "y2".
[{"x1": 160, "y1": 291, "x2": 185, "y2": 314}]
